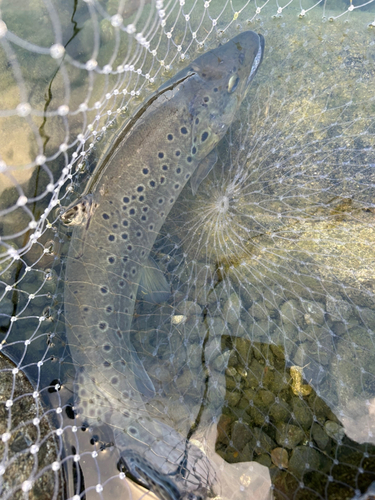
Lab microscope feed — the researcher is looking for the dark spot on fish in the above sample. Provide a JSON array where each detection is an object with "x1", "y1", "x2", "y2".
[
  {"x1": 239, "y1": 52, "x2": 244, "y2": 64},
  {"x1": 162, "y1": 164, "x2": 168, "y2": 171},
  {"x1": 129, "y1": 208, "x2": 135, "y2": 215},
  {"x1": 123, "y1": 272, "x2": 128, "y2": 279},
  {"x1": 103, "y1": 361, "x2": 111, "y2": 367},
  {"x1": 129, "y1": 427, "x2": 138, "y2": 435},
  {"x1": 132, "y1": 195, "x2": 136, "y2": 200},
  {"x1": 187, "y1": 156, "x2": 192, "y2": 163},
  {"x1": 175, "y1": 150, "x2": 181, "y2": 157},
  {"x1": 160, "y1": 176, "x2": 165, "y2": 184},
  {"x1": 149, "y1": 180, "x2": 156, "y2": 187},
  {"x1": 123, "y1": 256, "x2": 128, "y2": 262},
  {"x1": 116, "y1": 330, "x2": 122, "y2": 339},
  {"x1": 170, "y1": 198, "x2": 174, "y2": 203},
  {"x1": 105, "y1": 306, "x2": 112, "y2": 314},
  {"x1": 122, "y1": 206, "x2": 127, "y2": 211},
  {"x1": 103, "y1": 345, "x2": 111, "y2": 351},
  {"x1": 141, "y1": 215, "x2": 147, "y2": 221},
  {"x1": 127, "y1": 245, "x2": 132, "y2": 251},
  {"x1": 102, "y1": 213, "x2": 109, "y2": 220},
  {"x1": 83, "y1": 307, "x2": 89, "y2": 312},
  {"x1": 192, "y1": 146, "x2": 197, "y2": 154},
  {"x1": 142, "y1": 167, "x2": 149, "y2": 175},
  {"x1": 204, "y1": 96, "x2": 209, "y2": 102},
  {"x1": 101, "y1": 287, "x2": 108, "y2": 294},
  {"x1": 108, "y1": 234, "x2": 115, "y2": 242},
  {"x1": 131, "y1": 268, "x2": 137, "y2": 275},
  {"x1": 176, "y1": 167, "x2": 181, "y2": 174},
  {"x1": 201, "y1": 131, "x2": 208, "y2": 142},
  {"x1": 136, "y1": 231, "x2": 142, "y2": 237},
  {"x1": 122, "y1": 233, "x2": 128, "y2": 240},
  {"x1": 99, "y1": 322, "x2": 107, "y2": 330},
  {"x1": 167, "y1": 134, "x2": 173, "y2": 141},
  {"x1": 174, "y1": 184, "x2": 179, "y2": 190},
  {"x1": 130, "y1": 294, "x2": 134, "y2": 300},
  {"x1": 111, "y1": 377, "x2": 118, "y2": 385},
  {"x1": 143, "y1": 206, "x2": 148, "y2": 212},
  {"x1": 181, "y1": 127, "x2": 188, "y2": 134},
  {"x1": 149, "y1": 224, "x2": 154, "y2": 230},
  {"x1": 112, "y1": 224, "x2": 118, "y2": 229},
  {"x1": 195, "y1": 118, "x2": 199, "y2": 124},
  {"x1": 137, "y1": 185, "x2": 144, "y2": 192},
  {"x1": 186, "y1": 173, "x2": 190, "y2": 179},
  {"x1": 139, "y1": 195, "x2": 144, "y2": 202},
  {"x1": 123, "y1": 220, "x2": 128, "y2": 226},
  {"x1": 158, "y1": 152, "x2": 164, "y2": 159},
  {"x1": 119, "y1": 281, "x2": 125, "y2": 287},
  {"x1": 158, "y1": 198, "x2": 164, "y2": 204},
  {"x1": 108, "y1": 256, "x2": 115, "y2": 264},
  {"x1": 123, "y1": 196, "x2": 130, "y2": 204}
]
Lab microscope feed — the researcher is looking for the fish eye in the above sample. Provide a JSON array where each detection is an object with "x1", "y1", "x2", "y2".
[{"x1": 228, "y1": 74, "x2": 239, "y2": 93}]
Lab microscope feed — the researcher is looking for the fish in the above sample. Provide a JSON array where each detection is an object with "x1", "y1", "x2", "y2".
[{"x1": 62, "y1": 30, "x2": 265, "y2": 499}]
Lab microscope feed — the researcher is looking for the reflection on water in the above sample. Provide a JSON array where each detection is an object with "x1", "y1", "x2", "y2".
[{"x1": 1, "y1": 0, "x2": 375, "y2": 499}]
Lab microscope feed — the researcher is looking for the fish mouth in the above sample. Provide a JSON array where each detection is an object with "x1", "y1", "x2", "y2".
[{"x1": 246, "y1": 33, "x2": 265, "y2": 87}]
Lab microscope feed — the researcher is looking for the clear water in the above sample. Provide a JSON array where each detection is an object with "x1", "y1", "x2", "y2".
[{"x1": 1, "y1": 0, "x2": 375, "y2": 499}]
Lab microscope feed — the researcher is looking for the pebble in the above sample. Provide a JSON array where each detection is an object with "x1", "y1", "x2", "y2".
[
  {"x1": 324, "y1": 420, "x2": 345, "y2": 441},
  {"x1": 301, "y1": 300, "x2": 325, "y2": 325},
  {"x1": 275, "y1": 423, "x2": 305, "y2": 449},
  {"x1": 288, "y1": 446, "x2": 322, "y2": 479},
  {"x1": 212, "y1": 352, "x2": 231, "y2": 372},
  {"x1": 312, "y1": 423, "x2": 330, "y2": 450},
  {"x1": 247, "y1": 427, "x2": 276, "y2": 455},
  {"x1": 271, "y1": 447, "x2": 289, "y2": 468},
  {"x1": 186, "y1": 344, "x2": 203, "y2": 369},
  {"x1": 223, "y1": 292, "x2": 242, "y2": 327},
  {"x1": 231, "y1": 421, "x2": 253, "y2": 451},
  {"x1": 326, "y1": 296, "x2": 352, "y2": 321},
  {"x1": 176, "y1": 300, "x2": 202, "y2": 316},
  {"x1": 249, "y1": 301, "x2": 269, "y2": 321},
  {"x1": 280, "y1": 299, "x2": 305, "y2": 328},
  {"x1": 292, "y1": 397, "x2": 313, "y2": 430},
  {"x1": 205, "y1": 337, "x2": 222, "y2": 362},
  {"x1": 233, "y1": 337, "x2": 252, "y2": 365},
  {"x1": 358, "y1": 307, "x2": 375, "y2": 326},
  {"x1": 206, "y1": 316, "x2": 226, "y2": 336}
]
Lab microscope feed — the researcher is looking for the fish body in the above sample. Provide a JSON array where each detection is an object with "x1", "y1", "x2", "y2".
[{"x1": 63, "y1": 30, "x2": 264, "y2": 498}]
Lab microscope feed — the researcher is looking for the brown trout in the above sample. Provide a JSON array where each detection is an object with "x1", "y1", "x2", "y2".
[{"x1": 62, "y1": 30, "x2": 264, "y2": 499}]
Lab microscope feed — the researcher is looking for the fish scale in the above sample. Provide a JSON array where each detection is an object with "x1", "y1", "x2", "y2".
[{"x1": 62, "y1": 30, "x2": 264, "y2": 498}]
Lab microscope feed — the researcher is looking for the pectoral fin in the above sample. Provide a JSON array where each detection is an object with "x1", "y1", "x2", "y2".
[
  {"x1": 131, "y1": 349, "x2": 156, "y2": 400},
  {"x1": 138, "y1": 256, "x2": 171, "y2": 304},
  {"x1": 190, "y1": 148, "x2": 218, "y2": 196}
]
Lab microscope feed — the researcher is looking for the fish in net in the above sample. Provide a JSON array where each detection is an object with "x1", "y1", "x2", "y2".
[{"x1": 0, "y1": 0, "x2": 375, "y2": 499}]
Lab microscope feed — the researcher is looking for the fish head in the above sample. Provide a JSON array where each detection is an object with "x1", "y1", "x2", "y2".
[{"x1": 187, "y1": 30, "x2": 265, "y2": 159}]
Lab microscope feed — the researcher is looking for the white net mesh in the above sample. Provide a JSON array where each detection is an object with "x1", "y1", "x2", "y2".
[{"x1": 1, "y1": 0, "x2": 375, "y2": 499}]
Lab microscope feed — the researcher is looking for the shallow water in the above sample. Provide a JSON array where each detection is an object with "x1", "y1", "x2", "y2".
[{"x1": 1, "y1": 0, "x2": 375, "y2": 499}]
